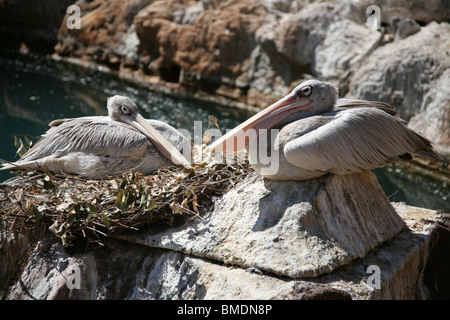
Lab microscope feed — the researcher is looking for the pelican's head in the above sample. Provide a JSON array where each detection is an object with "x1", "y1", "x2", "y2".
[
  {"x1": 106, "y1": 95, "x2": 191, "y2": 169},
  {"x1": 107, "y1": 95, "x2": 140, "y2": 122},
  {"x1": 205, "y1": 80, "x2": 338, "y2": 153},
  {"x1": 290, "y1": 80, "x2": 338, "y2": 113}
]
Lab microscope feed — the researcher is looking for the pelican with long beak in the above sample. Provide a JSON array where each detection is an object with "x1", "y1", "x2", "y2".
[
  {"x1": 206, "y1": 80, "x2": 442, "y2": 180},
  {"x1": 1, "y1": 95, "x2": 191, "y2": 179}
]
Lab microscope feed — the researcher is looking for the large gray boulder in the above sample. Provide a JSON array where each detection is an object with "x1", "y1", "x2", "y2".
[{"x1": 117, "y1": 172, "x2": 405, "y2": 278}]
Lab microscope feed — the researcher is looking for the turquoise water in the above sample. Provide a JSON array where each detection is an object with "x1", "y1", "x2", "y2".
[{"x1": 0, "y1": 52, "x2": 448, "y2": 211}]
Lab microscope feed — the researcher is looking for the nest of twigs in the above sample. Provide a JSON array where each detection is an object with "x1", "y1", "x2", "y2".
[{"x1": 0, "y1": 148, "x2": 250, "y2": 248}]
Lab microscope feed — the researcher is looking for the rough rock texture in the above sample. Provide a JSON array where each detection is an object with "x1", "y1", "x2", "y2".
[
  {"x1": 366, "y1": 0, "x2": 450, "y2": 24},
  {"x1": 347, "y1": 22, "x2": 450, "y2": 156},
  {"x1": 1, "y1": 173, "x2": 448, "y2": 300},
  {"x1": 117, "y1": 172, "x2": 406, "y2": 278},
  {"x1": 55, "y1": 0, "x2": 154, "y2": 70}
]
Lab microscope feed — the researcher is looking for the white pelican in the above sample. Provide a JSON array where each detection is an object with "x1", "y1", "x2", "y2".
[
  {"x1": 206, "y1": 80, "x2": 443, "y2": 180},
  {"x1": 1, "y1": 95, "x2": 191, "y2": 179}
]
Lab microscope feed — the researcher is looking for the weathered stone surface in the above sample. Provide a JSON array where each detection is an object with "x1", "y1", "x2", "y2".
[
  {"x1": 0, "y1": 230, "x2": 31, "y2": 290},
  {"x1": 2, "y1": 200, "x2": 445, "y2": 300},
  {"x1": 365, "y1": 0, "x2": 450, "y2": 24},
  {"x1": 134, "y1": 0, "x2": 269, "y2": 91},
  {"x1": 314, "y1": 19, "x2": 381, "y2": 81},
  {"x1": 273, "y1": 1, "x2": 366, "y2": 73},
  {"x1": 55, "y1": 0, "x2": 153, "y2": 69},
  {"x1": 391, "y1": 17, "x2": 421, "y2": 40},
  {"x1": 347, "y1": 22, "x2": 450, "y2": 156},
  {"x1": 422, "y1": 212, "x2": 450, "y2": 299},
  {"x1": 117, "y1": 172, "x2": 405, "y2": 278}
]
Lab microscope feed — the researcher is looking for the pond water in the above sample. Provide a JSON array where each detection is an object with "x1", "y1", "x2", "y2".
[{"x1": 0, "y1": 51, "x2": 448, "y2": 212}]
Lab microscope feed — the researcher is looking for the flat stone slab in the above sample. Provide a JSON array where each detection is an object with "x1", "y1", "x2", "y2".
[{"x1": 118, "y1": 171, "x2": 406, "y2": 278}]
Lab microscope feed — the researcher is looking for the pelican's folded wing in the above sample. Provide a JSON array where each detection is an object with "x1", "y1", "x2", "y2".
[{"x1": 283, "y1": 107, "x2": 436, "y2": 174}]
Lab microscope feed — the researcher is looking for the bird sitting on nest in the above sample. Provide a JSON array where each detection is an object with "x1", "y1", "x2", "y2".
[
  {"x1": 206, "y1": 80, "x2": 444, "y2": 181},
  {"x1": 1, "y1": 96, "x2": 192, "y2": 179}
]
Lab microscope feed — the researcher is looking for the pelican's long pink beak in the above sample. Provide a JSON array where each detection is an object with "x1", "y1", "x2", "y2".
[
  {"x1": 124, "y1": 114, "x2": 192, "y2": 169},
  {"x1": 205, "y1": 93, "x2": 312, "y2": 153}
]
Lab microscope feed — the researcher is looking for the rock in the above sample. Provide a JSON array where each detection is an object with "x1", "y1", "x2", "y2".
[
  {"x1": 422, "y1": 212, "x2": 450, "y2": 299},
  {"x1": 117, "y1": 172, "x2": 406, "y2": 278},
  {"x1": 347, "y1": 22, "x2": 450, "y2": 156},
  {"x1": 2, "y1": 175, "x2": 447, "y2": 300},
  {"x1": 273, "y1": 1, "x2": 366, "y2": 73},
  {"x1": 391, "y1": 16, "x2": 421, "y2": 40},
  {"x1": 364, "y1": 0, "x2": 450, "y2": 24},
  {"x1": 55, "y1": 0, "x2": 153, "y2": 69},
  {"x1": 0, "y1": 229, "x2": 31, "y2": 290},
  {"x1": 313, "y1": 19, "x2": 381, "y2": 81},
  {"x1": 1, "y1": 0, "x2": 449, "y2": 300},
  {"x1": 134, "y1": 0, "x2": 269, "y2": 94}
]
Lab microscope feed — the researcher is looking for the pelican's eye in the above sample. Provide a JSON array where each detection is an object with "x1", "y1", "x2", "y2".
[
  {"x1": 297, "y1": 85, "x2": 312, "y2": 97},
  {"x1": 121, "y1": 106, "x2": 130, "y2": 115}
]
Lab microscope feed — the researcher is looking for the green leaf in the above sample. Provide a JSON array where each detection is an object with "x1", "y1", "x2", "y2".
[
  {"x1": 115, "y1": 190, "x2": 126, "y2": 211},
  {"x1": 139, "y1": 189, "x2": 148, "y2": 209},
  {"x1": 120, "y1": 178, "x2": 127, "y2": 190},
  {"x1": 146, "y1": 196, "x2": 157, "y2": 211},
  {"x1": 86, "y1": 204, "x2": 97, "y2": 214},
  {"x1": 30, "y1": 205, "x2": 43, "y2": 222},
  {"x1": 13, "y1": 136, "x2": 21, "y2": 149},
  {"x1": 100, "y1": 213, "x2": 111, "y2": 229},
  {"x1": 24, "y1": 135, "x2": 32, "y2": 147},
  {"x1": 15, "y1": 137, "x2": 26, "y2": 157},
  {"x1": 86, "y1": 211, "x2": 94, "y2": 221},
  {"x1": 125, "y1": 188, "x2": 136, "y2": 207},
  {"x1": 184, "y1": 188, "x2": 193, "y2": 198}
]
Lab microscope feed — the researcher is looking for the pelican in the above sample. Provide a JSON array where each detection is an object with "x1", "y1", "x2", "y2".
[
  {"x1": 206, "y1": 80, "x2": 443, "y2": 181},
  {"x1": 1, "y1": 95, "x2": 192, "y2": 179}
]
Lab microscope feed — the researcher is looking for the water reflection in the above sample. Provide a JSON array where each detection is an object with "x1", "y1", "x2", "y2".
[
  {"x1": 375, "y1": 166, "x2": 448, "y2": 212},
  {"x1": 0, "y1": 52, "x2": 448, "y2": 211}
]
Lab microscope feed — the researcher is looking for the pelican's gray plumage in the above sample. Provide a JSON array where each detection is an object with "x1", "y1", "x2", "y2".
[
  {"x1": 206, "y1": 80, "x2": 442, "y2": 181},
  {"x1": 1, "y1": 95, "x2": 191, "y2": 179}
]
